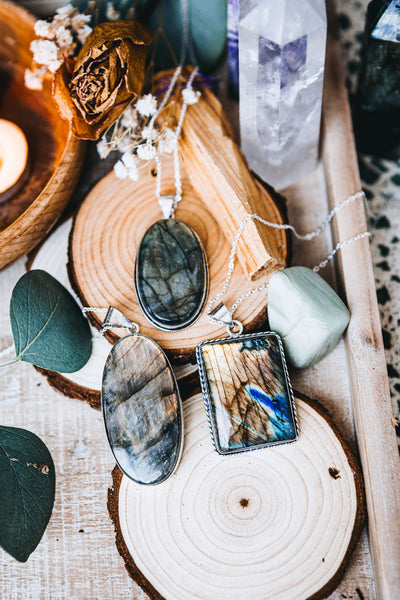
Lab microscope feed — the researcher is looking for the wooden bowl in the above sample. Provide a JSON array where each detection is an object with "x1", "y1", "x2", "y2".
[{"x1": 0, "y1": 0, "x2": 85, "y2": 269}]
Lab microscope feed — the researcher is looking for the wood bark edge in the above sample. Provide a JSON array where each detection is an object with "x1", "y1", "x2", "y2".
[{"x1": 107, "y1": 392, "x2": 366, "y2": 600}]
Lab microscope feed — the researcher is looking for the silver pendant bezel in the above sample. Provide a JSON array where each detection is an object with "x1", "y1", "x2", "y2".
[{"x1": 196, "y1": 331, "x2": 299, "y2": 455}]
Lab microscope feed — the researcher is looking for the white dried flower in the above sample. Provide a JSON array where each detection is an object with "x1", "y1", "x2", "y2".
[
  {"x1": 106, "y1": 2, "x2": 121, "y2": 21},
  {"x1": 34, "y1": 20, "x2": 55, "y2": 39},
  {"x1": 97, "y1": 139, "x2": 110, "y2": 159},
  {"x1": 182, "y1": 88, "x2": 201, "y2": 105},
  {"x1": 53, "y1": 3, "x2": 76, "y2": 26},
  {"x1": 121, "y1": 152, "x2": 137, "y2": 169},
  {"x1": 71, "y1": 12, "x2": 92, "y2": 31},
  {"x1": 128, "y1": 165, "x2": 139, "y2": 181},
  {"x1": 120, "y1": 106, "x2": 137, "y2": 129},
  {"x1": 117, "y1": 138, "x2": 134, "y2": 153},
  {"x1": 31, "y1": 39, "x2": 59, "y2": 65},
  {"x1": 141, "y1": 125, "x2": 157, "y2": 141},
  {"x1": 24, "y1": 68, "x2": 43, "y2": 90},
  {"x1": 136, "y1": 94, "x2": 157, "y2": 117},
  {"x1": 56, "y1": 26, "x2": 74, "y2": 52},
  {"x1": 55, "y1": 4, "x2": 75, "y2": 17},
  {"x1": 114, "y1": 160, "x2": 128, "y2": 179},
  {"x1": 158, "y1": 128, "x2": 176, "y2": 154},
  {"x1": 47, "y1": 59, "x2": 63, "y2": 73},
  {"x1": 76, "y1": 25, "x2": 92, "y2": 45},
  {"x1": 137, "y1": 143, "x2": 156, "y2": 160}
]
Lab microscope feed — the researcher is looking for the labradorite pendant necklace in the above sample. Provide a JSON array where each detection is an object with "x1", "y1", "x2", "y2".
[
  {"x1": 134, "y1": 67, "x2": 208, "y2": 332},
  {"x1": 135, "y1": 201, "x2": 208, "y2": 332},
  {"x1": 196, "y1": 192, "x2": 370, "y2": 455},
  {"x1": 89, "y1": 306, "x2": 184, "y2": 486}
]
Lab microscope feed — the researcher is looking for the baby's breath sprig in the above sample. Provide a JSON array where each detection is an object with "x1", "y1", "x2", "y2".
[
  {"x1": 25, "y1": 3, "x2": 93, "y2": 90},
  {"x1": 96, "y1": 82, "x2": 200, "y2": 184}
]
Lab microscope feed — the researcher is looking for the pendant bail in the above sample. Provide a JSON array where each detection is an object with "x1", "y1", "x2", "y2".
[
  {"x1": 210, "y1": 302, "x2": 243, "y2": 336},
  {"x1": 101, "y1": 306, "x2": 139, "y2": 335},
  {"x1": 159, "y1": 194, "x2": 175, "y2": 220}
]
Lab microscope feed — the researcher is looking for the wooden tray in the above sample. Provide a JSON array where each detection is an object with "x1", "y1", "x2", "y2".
[
  {"x1": 105, "y1": 14, "x2": 400, "y2": 600},
  {"x1": 0, "y1": 5, "x2": 398, "y2": 600}
]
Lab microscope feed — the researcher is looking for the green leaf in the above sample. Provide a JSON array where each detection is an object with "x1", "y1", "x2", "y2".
[
  {"x1": 142, "y1": 0, "x2": 227, "y2": 72},
  {"x1": 10, "y1": 270, "x2": 92, "y2": 373},
  {"x1": 0, "y1": 426, "x2": 55, "y2": 562}
]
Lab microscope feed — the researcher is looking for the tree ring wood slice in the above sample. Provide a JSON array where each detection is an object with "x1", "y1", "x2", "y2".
[
  {"x1": 27, "y1": 218, "x2": 200, "y2": 407},
  {"x1": 109, "y1": 393, "x2": 365, "y2": 600},
  {"x1": 69, "y1": 159, "x2": 288, "y2": 362}
]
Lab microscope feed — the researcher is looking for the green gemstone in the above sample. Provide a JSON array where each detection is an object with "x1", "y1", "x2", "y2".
[
  {"x1": 268, "y1": 267, "x2": 350, "y2": 368},
  {"x1": 135, "y1": 219, "x2": 208, "y2": 331}
]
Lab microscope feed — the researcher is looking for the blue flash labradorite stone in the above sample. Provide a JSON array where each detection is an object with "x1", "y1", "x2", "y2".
[
  {"x1": 135, "y1": 219, "x2": 208, "y2": 331},
  {"x1": 102, "y1": 334, "x2": 183, "y2": 485},
  {"x1": 196, "y1": 332, "x2": 298, "y2": 455}
]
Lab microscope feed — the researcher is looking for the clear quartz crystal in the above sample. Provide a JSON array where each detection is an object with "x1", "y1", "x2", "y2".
[{"x1": 239, "y1": 0, "x2": 327, "y2": 189}]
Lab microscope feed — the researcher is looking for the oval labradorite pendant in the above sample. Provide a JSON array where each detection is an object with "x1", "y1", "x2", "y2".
[
  {"x1": 135, "y1": 218, "x2": 208, "y2": 331},
  {"x1": 102, "y1": 334, "x2": 183, "y2": 485}
]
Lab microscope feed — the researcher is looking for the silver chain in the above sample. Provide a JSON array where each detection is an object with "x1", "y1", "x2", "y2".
[
  {"x1": 82, "y1": 307, "x2": 138, "y2": 336},
  {"x1": 208, "y1": 191, "x2": 371, "y2": 330},
  {"x1": 152, "y1": 0, "x2": 199, "y2": 218}
]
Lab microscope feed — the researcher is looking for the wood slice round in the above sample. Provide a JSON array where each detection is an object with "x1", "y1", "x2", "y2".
[
  {"x1": 108, "y1": 393, "x2": 364, "y2": 600},
  {"x1": 69, "y1": 159, "x2": 287, "y2": 361},
  {"x1": 28, "y1": 218, "x2": 200, "y2": 407}
]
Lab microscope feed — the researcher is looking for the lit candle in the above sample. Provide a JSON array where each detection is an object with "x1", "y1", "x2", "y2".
[{"x1": 0, "y1": 119, "x2": 29, "y2": 203}]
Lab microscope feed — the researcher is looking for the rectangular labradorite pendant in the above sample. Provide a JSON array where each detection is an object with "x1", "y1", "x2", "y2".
[{"x1": 196, "y1": 332, "x2": 298, "y2": 455}]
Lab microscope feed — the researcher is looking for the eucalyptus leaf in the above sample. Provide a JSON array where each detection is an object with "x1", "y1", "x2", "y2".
[
  {"x1": 0, "y1": 426, "x2": 55, "y2": 562},
  {"x1": 10, "y1": 270, "x2": 92, "y2": 373}
]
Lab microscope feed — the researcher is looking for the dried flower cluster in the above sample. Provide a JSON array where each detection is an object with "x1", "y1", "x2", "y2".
[
  {"x1": 53, "y1": 20, "x2": 152, "y2": 139},
  {"x1": 25, "y1": 3, "x2": 93, "y2": 90},
  {"x1": 97, "y1": 84, "x2": 200, "y2": 183}
]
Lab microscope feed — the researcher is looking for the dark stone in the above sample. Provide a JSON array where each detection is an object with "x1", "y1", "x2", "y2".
[
  {"x1": 135, "y1": 218, "x2": 208, "y2": 331},
  {"x1": 354, "y1": 1, "x2": 400, "y2": 157},
  {"x1": 102, "y1": 335, "x2": 182, "y2": 485}
]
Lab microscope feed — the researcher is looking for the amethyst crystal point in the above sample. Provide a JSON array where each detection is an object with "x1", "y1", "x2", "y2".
[{"x1": 238, "y1": 0, "x2": 327, "y2": 189}]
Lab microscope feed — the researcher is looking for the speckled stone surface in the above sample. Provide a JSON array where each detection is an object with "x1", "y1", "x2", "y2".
[
  {"x1": 135, "y1": 218, "x2": 208, "y2": 331},
  {"x1": 102, "y1": 334, "x2": 182, "y2": 485}
]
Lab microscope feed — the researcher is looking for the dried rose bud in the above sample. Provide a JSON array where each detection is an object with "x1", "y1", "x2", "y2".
[{"x1": 53, "y1": 20, "x2": 152, "y2": 140}]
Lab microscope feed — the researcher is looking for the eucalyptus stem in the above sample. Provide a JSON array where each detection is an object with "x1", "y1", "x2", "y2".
[{"x1": 0, "y1": 356, "x2": 20, "y2": 368}]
